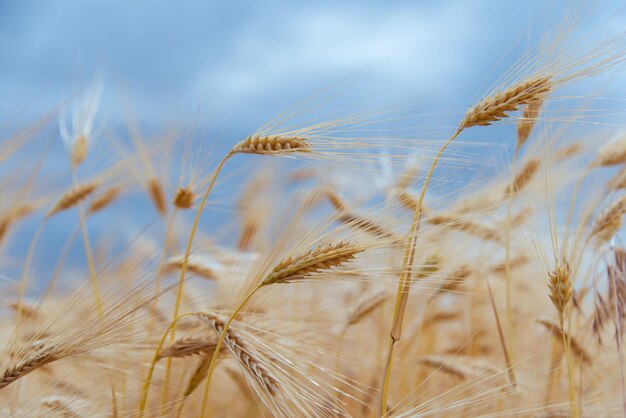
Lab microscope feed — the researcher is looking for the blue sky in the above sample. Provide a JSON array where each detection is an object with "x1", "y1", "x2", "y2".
[{"x1": 4, "y1": 1, "x2": 617, "y2": 131}]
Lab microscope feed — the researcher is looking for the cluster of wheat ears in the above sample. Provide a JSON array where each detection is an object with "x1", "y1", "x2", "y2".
[{"x1": 4, "y1": 23, "x2": 626, "y2": 418}]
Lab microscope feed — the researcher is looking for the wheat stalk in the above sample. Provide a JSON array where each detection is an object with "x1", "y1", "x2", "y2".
[{"x1": 538, "y1": 319, "x2": 591, "y2": 364}]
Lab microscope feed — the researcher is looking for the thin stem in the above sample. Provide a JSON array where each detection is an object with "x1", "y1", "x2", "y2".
[
  {"x1": 200, "y1": 284, "x2": 263, "y2": 417},
  {"x1": 380, "y1": 129, "x2": 461, "y2": 416},
  {"x1": 486, "y1": 279, "x2": 516, "y2": 387},
  {"x1": 71, "y1": 171, "x2": 103, "y2": 316},
  {"x1": 137, "y1": 312, "x2": 198, "y2": 417},
  {"x1": 77, "y1": 202, "x2": 103, "y2": 317},
  {"x1": 157, "y1": 209, "x2": 179, "y2": 410},
  {"x1": 380, "y1": 338, "x2": 395, "y2": 416},
  {"x1": 561, "y1": 322, "x2": 579, "y2": 418},
  {"x1": 168, "y1": 152, "x2": 232, "y2": 359},
  {"x1": 17, "y1": 218, "x2": 47, "y2": 306}
]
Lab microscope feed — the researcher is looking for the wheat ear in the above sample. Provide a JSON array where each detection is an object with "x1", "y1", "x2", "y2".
[
  {"x1": 233, "y1": 135, "x2": 312, "y2": 155},
  {"x1": 0, "y1": 344, "x2": 64, "y2": 389},
  {"x1": 87, "y1": 187, "x2": 120, "y2": 214},
  {"x1": 460, "y1": 76, "x2": 551, "y2": 129},
  {"x1": 197, "y1": 313, "x2": 279, "y2": 395},
  {"x1": 516, "y1": 99, "x2": 544, "y2": 153},
  {"x1": 547, "y1": 261, "x2": 578, "y2": 418},
  {"x1": 46, "y1": 181, "x2": 99, "y2": 218},
  {"x1": 200, "y1": 240, "x2": 363, "y2": 416},
  {"x1": 588, "y1": 196, "x2": 626, "y2": 246},
  {"x1": 147, "y1": 177, "x2": 167, "y2": 216},
  {"x1": 173, "y1": 186, "x2": 195, "y2": 209}
]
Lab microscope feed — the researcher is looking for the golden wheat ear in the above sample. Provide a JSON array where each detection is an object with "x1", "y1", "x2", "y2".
[
  {"x1": 196, "y1": 313, "x2": 280, "y2": 396},
  {"x1": 262, "y1": 241, "x2": 364, "y2": 285},
  {"x1": 460, "y1": 76, "x2": 552, "y2": 130},
  {"x1": 232, "y1": 135, "x2": 312, "y2": 155},
  {"x1": 46, "y1": 181, "x2": 99, "y2": 218},
  {"x1": 173, "y1": 186, "x2": 195, "y2": 209}
]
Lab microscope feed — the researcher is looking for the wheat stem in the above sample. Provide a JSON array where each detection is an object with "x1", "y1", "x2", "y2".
[
  {"x1": 380, "y1": 128, "x2": 461, "y2": 416},
  {"x1": 169, "y1": 153, "x2": 232, "y2": 359},
  {"x1": 138, "y1": 312, "x2": 197, "y2": 417},
  {"x1": 200, "y1": 284, "x2": 263, "y2": 417}
]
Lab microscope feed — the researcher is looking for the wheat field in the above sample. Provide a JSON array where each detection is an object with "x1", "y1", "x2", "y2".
[{"x1": 3, "y1": 6, "x2": 626, "y2": 418}]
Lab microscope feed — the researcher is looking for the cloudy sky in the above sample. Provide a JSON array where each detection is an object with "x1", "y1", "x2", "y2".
[{"x1": 4, "y1": 1, "x2": 624, "y2": 132}]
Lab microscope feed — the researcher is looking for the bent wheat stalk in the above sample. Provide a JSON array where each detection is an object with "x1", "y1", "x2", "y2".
[
  {"x1": 157, "y1": 135, "x2": 312, "y2": 416},
  {"x1": 380, "y1": 75, "x2": 552, "y2": 415}
]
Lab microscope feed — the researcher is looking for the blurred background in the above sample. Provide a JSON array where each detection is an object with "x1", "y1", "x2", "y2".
[{"x1": 1, "y1": 1, "x2": 626, "y2": 287}]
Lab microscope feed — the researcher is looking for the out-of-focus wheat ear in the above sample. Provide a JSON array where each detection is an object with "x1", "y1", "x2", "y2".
[
  {"x1": 505, "y1": 158, "x2": 541, "y2": 197},
  {"x1": 548, "y1": 261, "x2": 573, "y2": 326},
  {"x1": 147, "y1": 177, "x2": 167, "y2": 215},
  {"x1": 87, "y1": 187, "x2": 120, "y2": 215},
  {"x1": 46, "y1": 181, "x2": 99, "y2": 218},
  {"x1": 0, "y1": 203, "x2": 35, "y2": 245},
  {"x1": 71, "y1": 133, "x2": 89, "y2": 169},
  {"x1": 459, "y1": 76, "x2": 552, "y2": 130},
  {"x1": 346, "y1": 291, "x2": 388, "y2": 327},
  {"x1": 322, "y1": 187, "x2": 347, "y2": 212},
  {"x1": 337, "y1": 212, "x2": 399, "y2": 242},
  {"x1": 197, "y1": 313, "x2": 279, "y2": 396},
  {"x1": 173, "y1": 186, "x2": 195, "y2": 209},
  {"x1": 232, "y1": 135, "x2": 312, "y2": 155},
  {"x1": 42, "y1": 396, "x2": 85, "y2": 418},
  {"x1": 158, "y1": 335, "x2": 217, "y2": 360},
  {"x1": 516, "y1": 99, "x2": 544, "y2": 153},
  {"x1": 183, "y1": 354, "x2": 213, "y2": 397},
  {"x1": 396, "y1": 190, "x2": 418, "y2": 211},
  {"x1": 592, "y1": 135, "x2": 626, "y2": 167},
  {"x1": 262, "y1": 241, "x2": 364, "y2": 286},
  {"x1": 0, "y1": 343, "x2": 64, "y2": 389},
  {"x1": 417, "y1": 355, "x2": 502, "y2": 380},
  {"x1": 608, "y1": 167, "x2": 626, "y2": 191},
  {"x1": 8, "y1": 301, "x2": 38, "y2": 319},
  {"x1": 237, "y1": 220, "x2": 258, "y2": 251},
  {"x1": 164, "y1": 256, "x2": 218, "y2": 281},
  {"x1": 537, "y1": 319, "x2": 591, "y2": 364},
  {"x1": 588, "y1": 196, "x2": 626, "y2": 246},
  {"x1": 428, "y1": 214, "x2": 502, "y2": 243}
]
